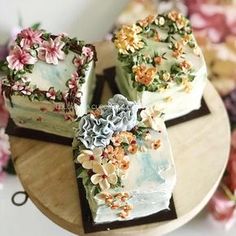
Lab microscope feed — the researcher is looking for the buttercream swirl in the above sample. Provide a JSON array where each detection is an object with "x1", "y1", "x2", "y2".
[{"x1": 77, "y1": 94, "x2": 139, "y2": 149}]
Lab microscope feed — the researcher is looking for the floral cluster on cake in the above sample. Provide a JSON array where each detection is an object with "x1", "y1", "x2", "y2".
[
  {"x1": 113, "y1": 11, "x2": 199, "y2": 93},
  {"x1": 73, "y1": 94, "x2": 164, "y2": 218},
  {"x1": 0, "y1": 27, "x2": 97, "y2": 112}
]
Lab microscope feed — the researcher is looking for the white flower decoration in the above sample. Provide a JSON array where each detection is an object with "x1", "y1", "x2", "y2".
[
  {"x1": 91, "y1": 162, "x2": 118, "y2": 190},
  {"x1": 77, "y1": 148, "x2": 103, "y2": 170},
  {"x1": 140, "y1": 105, "x2": 164, "y2": 131}
]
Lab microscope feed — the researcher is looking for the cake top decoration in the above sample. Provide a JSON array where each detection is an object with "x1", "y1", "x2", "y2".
[
  {"x1": 0, "y1": 27, "x2": 97, "y2": 112},
  {"x1": 73, "y1": 94, "x2": 164, "y2": 219},
  {"x1": 113, "y1": 11, "x2": 203, "y2": 93}
]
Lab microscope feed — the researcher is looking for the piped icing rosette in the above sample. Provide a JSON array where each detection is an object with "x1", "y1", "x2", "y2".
[
  {"x1": 73, "y1": 94, "x2": 175, "y2": 223},
  {"x1": 113, "y1": 11, "x2": 207, "y2": 121},
  {"x1": 0, "y1": 27, "x2": 97, "y2": 137}
]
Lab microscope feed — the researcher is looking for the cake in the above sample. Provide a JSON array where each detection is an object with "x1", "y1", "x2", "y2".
[
  {"x1": 113, "y1": 11, "x2": 207, "y2": 121},
  {"x1": 73, "y1": 94, "x2": 176, "y2": 223},
  {"x1": 0, "y1": 27, "x2": 97, "y2": 138}
]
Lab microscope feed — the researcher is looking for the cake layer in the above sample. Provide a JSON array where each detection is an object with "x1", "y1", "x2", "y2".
[{"x1": 114, "y1": 12, "x2": 207, "y2": 121}]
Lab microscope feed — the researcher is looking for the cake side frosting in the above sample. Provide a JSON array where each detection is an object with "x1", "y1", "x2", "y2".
[
  {"x1": 113, "y1": 11, "x2": 207, "y2": 120},
  {"x1": 73, "y1": 94, "x2": 176, "y2": 223},
  {"x1": 0, "y1": 27, "x2": 97, "y2": 137}
]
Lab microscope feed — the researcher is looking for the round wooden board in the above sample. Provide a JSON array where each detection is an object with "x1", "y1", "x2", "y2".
[{"x1": 10, "y1": 41, "x2": 231, "y2": 236}]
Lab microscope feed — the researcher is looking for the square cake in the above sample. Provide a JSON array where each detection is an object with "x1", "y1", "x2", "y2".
[
  {"x1": 0, "y1": 27, "x2": 97, "y2": 138},
  {"x1": 73, "y1": 94, "x2": 176, "y2": 223},
  {"x1": 113, "y1": 11, "x2": 207, "y2": 121}
]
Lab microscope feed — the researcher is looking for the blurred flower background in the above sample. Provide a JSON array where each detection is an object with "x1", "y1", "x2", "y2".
[{"x1": 0, "y1": 0, "x2": 236, "y2": 231}]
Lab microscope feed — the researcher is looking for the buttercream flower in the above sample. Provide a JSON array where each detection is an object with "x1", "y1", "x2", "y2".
[
  {"x1": 91, "y1": 162, "x2": 118, "y2": 190},
  {"x1": 111, "y1": 131, "x2": 136, "y2": 147},
  {"x1": 102, "y1": 94, "x2": 139, "y2": 132},
  {"x1": 140, "y1": 105, "x2": 163, "y2": 130},
  {"x1": 73, "y1": 55, "x2": 85, "y2": 67},
  {"x1": 21, "y1": 86, "x2": 32, "y2": 96},
  {"x1": 114, "y1": 24, "x2": 144, "y2": 54},
  {"x1": 38, "y1": 37, "x2": 65, "y2": 65},
  {"x1": 7, "y1": 45, "x2": 37, "y2": 71},
  {"x1": 138, "y1": 15, "x2": 156, "y2": 28},
  {"x1": 18, "y1": 28, "x2": 42, "y2": 48},
  {"x1": 46, "y1": 87, "x2": 56, "y2": 100},
  {"x1": 77, "y1": 114, "x2": 114, "y2": 149},
  {"x1": 82, "y1": 46, "x2": 94, "y2": 61},
  {"x1": 172, "y1": 42, "x2": 184, "y2": 58},
  {"x1": 179, "y1": 60, "x2": 192, "y2": 72},
  {"x1": 68, "y1": 72, "x2": 78, "y2": 89},
  {"x1": 12, "y1": 81, "x2": 25, "y2": 91},
  {"x1": 97, "y1": 192, "x2": 114, "y2": 204},
  {"x1": 152, "y1": 139, "x2": 161, "y2": 150},
  {"x1": 77, "y1": 148, "x2": 103, "y2": 170},
  {"x1": 132, "y1": 65, "x2": 157, "y2": 86}
]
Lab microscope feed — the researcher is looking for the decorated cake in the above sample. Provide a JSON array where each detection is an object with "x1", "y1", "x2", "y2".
[
  {"x1": 73, "y1": 94, "x2": 176, "y2": 223},
  {"x1": 0, "y1": 27, "x2": 97, "y2": 138},
  {"x1": 113, "y1": 11, "x2": 207, "y2": 121}
]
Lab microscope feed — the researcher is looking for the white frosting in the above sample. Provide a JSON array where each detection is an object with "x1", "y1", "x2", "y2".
[{"x1": 84, "y1": 122, "x2": 176, "y2": 223}]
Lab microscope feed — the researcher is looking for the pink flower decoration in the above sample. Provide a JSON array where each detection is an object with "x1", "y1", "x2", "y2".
[
  {"x1": 0, "y1": 83, "x2": 9, "y2": 128},
  {"x1": 46, "y1": 87, "x2": 56, "y2": 100},
  {"x1": 73, "y1": 55, "x2": 85, "y2": 67},
  {"x1": 21, "y1": 86, "x2": 32, "y2": 96},
  {"x1": 82, "y1": 46, "x2": 94, "y2": 61},
  {"x1": 7, "y1": 45, "x2": 37, "y2": 71},
  {"x1": 18, "y1": 28, "x2": 42, "y2": 49},
  {"x1": 208, "y1": 189, "x2": 236, "y2": 229},
  {"x1": 12, "y1": 81, "x2": 25, "y2": 91},
  {"x1": 68, "y1": 72, "x2": 79, "y2": 89},
  {"x1": 0, "y1": 128, "x2": 10, "y2": 169},
  {"x1": 38, "y1": 37, "x2": 65, "y2": 65},
  {"x1": 53, "y1": 104, "x2": 63, "y2": 112}
]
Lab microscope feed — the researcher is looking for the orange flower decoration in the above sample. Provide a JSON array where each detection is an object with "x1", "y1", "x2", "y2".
[
  {"x1": 172, "y1": 42, "x2": 184, "y2": 58},
  {"x1": 138, "y1": 15, "x2": 156, "y2": 28},
  {"x1": 179, "y1": 60, "x2": 192, "y2": 71},
  {"x1": 114, "y1": 24, "x2": 144, "y2": 54},
  {"x1": 168, "y1": 10, "x2": 188, "y2": 29},
  {"x1": 132, "y1": 65, "x2": 157, "y2": 86},
  {"x1": 152, "y1": 139, "x2": 161, "y2": 150},
  {"x1": 154, "y1": 56, "x2": 162, "y2": 65}
]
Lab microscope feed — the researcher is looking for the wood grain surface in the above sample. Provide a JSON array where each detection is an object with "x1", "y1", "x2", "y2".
[{"x1": 10, "y1": 41, "x2": 231, "y2": 236}]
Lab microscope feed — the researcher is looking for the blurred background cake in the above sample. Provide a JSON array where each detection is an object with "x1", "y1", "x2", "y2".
[{"x1": 0, "y1": 27, "x2": 97, "y2": 138}]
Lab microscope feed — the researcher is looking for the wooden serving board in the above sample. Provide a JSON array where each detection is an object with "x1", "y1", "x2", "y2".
[{"x1": 9, "y1": 41, "x2": 231, "y2": 236}]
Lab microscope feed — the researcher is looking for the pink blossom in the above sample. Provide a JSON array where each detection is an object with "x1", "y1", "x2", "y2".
[
  {"x1": 7, "y1": 45, "x2": 37, "y2": 71},
  {"x1": 12, "y1": 81, "x2": 25, "y2": 91},
  {"x1": 68, "y1": 72, "x2": 79, "y2": 89},
  {"x1": 82, "y1": 46, "x2": 94, "y2": 61},
  {"x1": 18, "y1": 28, "x2": 42, "y2": 49},
  {"x1": 73, "y1": 55, "x2": 85, "y2": 67},
  {"x1": 208, "y1": 189, "x2": 236, "y2": 229},
  {"x1": 21, "y1": 86, "x2": 32, "y2": 96},
  {"x1": 0, "y1": 83, "x2": 9, "y2": 128},
  {"x1": 0, "y1": 128, "x2": 10, "y2": 168},
  {"x1": 38, "y1": 37, "x2": 65, "y2": 65},
  {"x1": 46, "y1": 87, "x2": 56, "y2": 100}
]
